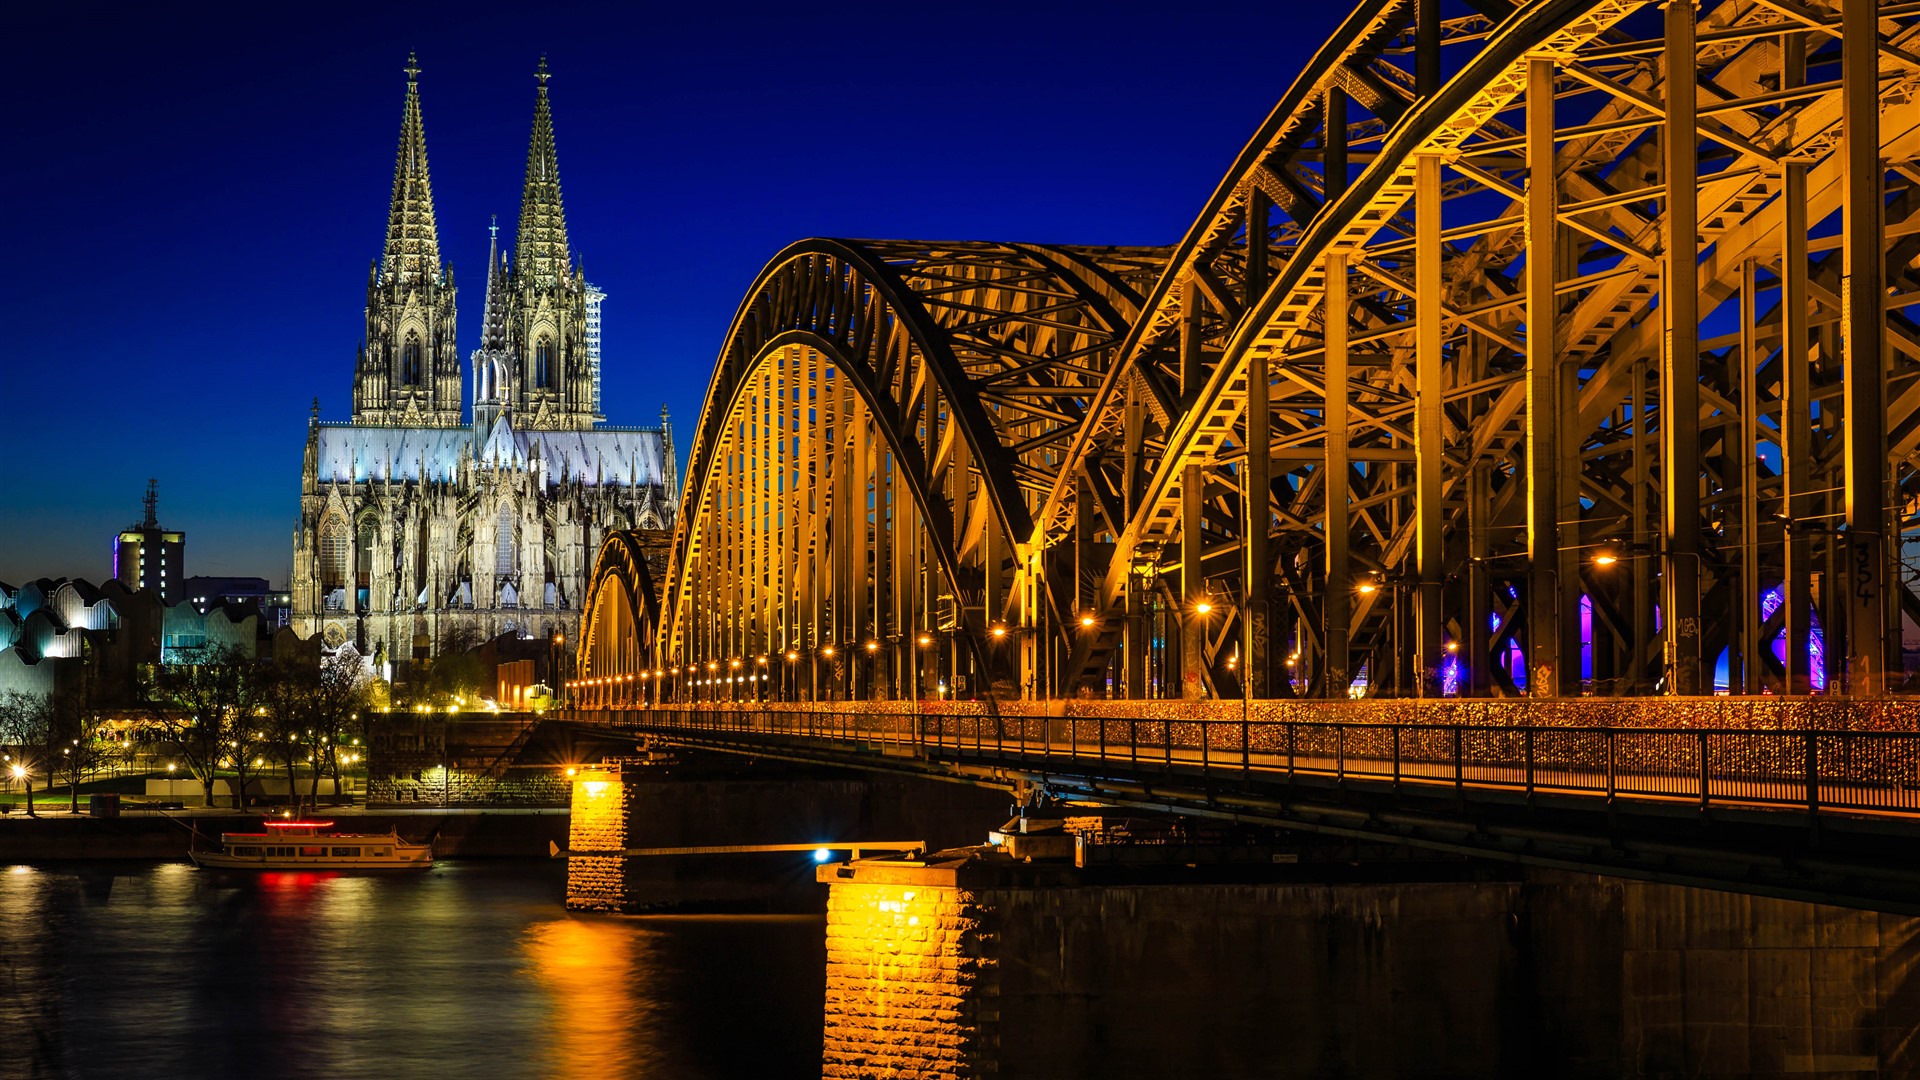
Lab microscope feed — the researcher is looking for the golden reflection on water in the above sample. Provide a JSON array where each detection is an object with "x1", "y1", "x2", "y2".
[{"x1": 522, "y1": 915, "x2": 661, "y2": 1078}]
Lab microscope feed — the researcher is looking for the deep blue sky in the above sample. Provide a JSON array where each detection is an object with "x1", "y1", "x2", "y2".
[{"x1": 2, "y1": 0, "x2": 1345, "y2": 586}]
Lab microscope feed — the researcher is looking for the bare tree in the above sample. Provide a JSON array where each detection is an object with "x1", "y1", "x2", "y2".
[
  {"x1": 0, "y1": 690, "x2": 50, "y2": 816},
  {"x1": 261, "y1": 649, "x2": 370, "y2": 816},
  {"x1": 141, "y1": 645, "x2": 263, "y2": 809},
  {"x1": 45, "y1": 688, "x2": 114, "y2": 814},
  {"x1": 311, "y1": 649, "x2": 369, "y2": 808}
]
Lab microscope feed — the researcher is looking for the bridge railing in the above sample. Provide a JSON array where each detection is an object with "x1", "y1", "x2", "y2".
[{"x1": 609, "y1": 707, "x2": 1920, "y2": 817}]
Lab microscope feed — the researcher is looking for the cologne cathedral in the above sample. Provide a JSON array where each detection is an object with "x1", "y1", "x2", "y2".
[{"x1": 292, "y1": 57, "x2": 677, "y2": 661}]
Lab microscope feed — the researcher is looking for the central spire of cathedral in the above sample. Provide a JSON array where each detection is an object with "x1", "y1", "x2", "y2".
[
  {"x1": 472, "y1": 216, "x2": 512, "y2": 431},
  {"x1": 384, "y1": 51, "x2": 441, "y2": 284},
  {"x1": 514, "y1": 56, "x2": 571, "y2": 286}
]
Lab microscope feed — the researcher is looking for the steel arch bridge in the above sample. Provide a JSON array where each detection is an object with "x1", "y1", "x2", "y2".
[{"x1": 577, "y1": 0, "x2": 1920, "y2": 709}]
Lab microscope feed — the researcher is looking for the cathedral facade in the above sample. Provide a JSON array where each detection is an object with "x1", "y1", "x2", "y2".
[{"x1": 292, "y1": 57, "x2": 677, "y2": 662}]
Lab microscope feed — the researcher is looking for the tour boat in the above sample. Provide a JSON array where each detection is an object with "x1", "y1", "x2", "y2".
[{"x1": 189, "y1": 820, "x2": 434, "y2": 871}]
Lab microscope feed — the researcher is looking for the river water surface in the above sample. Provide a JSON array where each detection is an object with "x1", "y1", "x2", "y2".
[{"x1": 0, "y1": 860, "x2": 825, "y2": 1079}]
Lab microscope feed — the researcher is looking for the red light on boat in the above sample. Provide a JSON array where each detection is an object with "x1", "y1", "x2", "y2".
[{"x1": 263, "y1": 821, "x2": 335, "y2": 828}]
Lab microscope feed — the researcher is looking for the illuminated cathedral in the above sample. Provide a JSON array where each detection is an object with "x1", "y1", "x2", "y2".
[{"x1": 292, "y1": 56, "x2": 677, "y2": 660}]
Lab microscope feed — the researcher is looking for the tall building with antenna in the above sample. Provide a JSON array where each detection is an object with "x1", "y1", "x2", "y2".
[
  {"x1": 292, "y1": 55, "x2": 677, "y2": 660},
  {"x1": 115, "y1": 480, "x2": 185, "y2": 602}
]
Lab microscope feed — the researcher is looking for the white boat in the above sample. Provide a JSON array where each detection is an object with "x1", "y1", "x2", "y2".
[{"x1": 189, "y1": 820, "x2": 433, "y2": 870}]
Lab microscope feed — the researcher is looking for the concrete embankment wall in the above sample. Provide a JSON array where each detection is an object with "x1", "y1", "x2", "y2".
[
  {"x1": 821, "y1": 865, "x2": 1920, "y2": 1080},
  {"x1": 0, "y1": 811, "x2": 569, "y2": 861}
]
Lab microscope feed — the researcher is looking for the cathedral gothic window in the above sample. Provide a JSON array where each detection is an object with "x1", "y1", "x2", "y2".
[
  {"x1": 535, "y1": 338, "x2": 553, "y2": 389},
  {"x1": 402, "y1": 333, "x2": 423, "y2": 386},
  {"x1": 357, "y1": 521, "x2": 377, "y2": 588},
  {"x1": 496, "y1": 506, "x2": 516, "y2": 578},
  {"x1": 320, "y1": 518, "x2": 349, "y2": 603}
]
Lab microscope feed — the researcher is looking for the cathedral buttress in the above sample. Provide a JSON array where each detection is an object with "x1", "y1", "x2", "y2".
[{"x1": 353, "y1": 52, "x2": 461, "y2": 427}]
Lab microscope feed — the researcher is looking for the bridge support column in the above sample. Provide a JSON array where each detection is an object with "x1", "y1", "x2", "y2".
[
  {"x1": 1181, "y1": 462, "x2": 1208, "y2": 699},
  {"x1": 1324, "y1": 252, "x2": 1351, "y2": 698},
  {"x1": 1661, "y1": 1, "x2": 1703, "y2": 696},
  {"x1": 1524, "y1": 55, "x2": 1564, "y2": 698},
  {"x1": 1781, "y1": 159, "x2": 1814, "y2": 695},
  {"x1": 1413, "y1": 151, "x2": 1445, "y2": 697},
  {"x1": 1842, "y1": 0, "x2": 1888, "y2": 695}
]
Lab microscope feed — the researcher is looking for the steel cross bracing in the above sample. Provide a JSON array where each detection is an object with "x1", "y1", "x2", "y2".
[{"x1": 586, "y1": 0, "x2": 1920, "y2": 705}]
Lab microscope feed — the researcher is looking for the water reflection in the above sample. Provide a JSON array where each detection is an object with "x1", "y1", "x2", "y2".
[
  {"x1": 0, "y1": 861, "x2": 823, "y2": 1080},
  {"x1": 523, "y1": 916, "x2": 659, "y2": 1077}
]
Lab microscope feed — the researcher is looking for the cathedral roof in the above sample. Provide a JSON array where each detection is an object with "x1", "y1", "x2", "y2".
[
  {"x1": 314, "y1": 417, "x2": 671, "y2": 490},
  {"x1": 514, "y1": 57, "x2": 571, "y2": 286},
  {"x1": 383, "y1": 52, "x2": 441, "y2": 284}
]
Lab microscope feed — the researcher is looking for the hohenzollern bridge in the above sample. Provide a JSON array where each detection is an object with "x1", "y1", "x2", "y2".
[{"x1": 561, "y1": 0, "x2": 1920, "y2": 910}]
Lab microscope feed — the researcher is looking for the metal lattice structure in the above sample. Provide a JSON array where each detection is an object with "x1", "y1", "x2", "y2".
[{"x1": 577, "y1": 0, "x2": 1920, "y2": 707}]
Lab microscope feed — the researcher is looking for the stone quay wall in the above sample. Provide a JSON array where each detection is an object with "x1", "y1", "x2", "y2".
[
  {"x1": 818, "y1": 860, "x2": 1920, "y2": 1079},
  {"x1": 366, "y1": 714, "x2": 580, "y2": 807}
]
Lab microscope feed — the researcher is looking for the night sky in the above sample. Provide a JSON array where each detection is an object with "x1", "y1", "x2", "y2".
[{"x1": 2, "y1": 0, "x2": 1345, "y2": 586}]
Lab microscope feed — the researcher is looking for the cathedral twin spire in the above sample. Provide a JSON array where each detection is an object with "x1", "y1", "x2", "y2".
[
  {"x1": 515, "y1": 57, "x2": 571, "y2": 288},
  {"x1": 383, "y1": 52, "x2": 440, "y2": 284},
  {"x1": 357, "y1": 53, "x2": 598, "y2": 431}
]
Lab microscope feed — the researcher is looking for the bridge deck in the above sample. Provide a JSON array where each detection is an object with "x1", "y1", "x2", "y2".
[{"x1": 575, "y1": 707, "x2": 1920, "y2": 915}]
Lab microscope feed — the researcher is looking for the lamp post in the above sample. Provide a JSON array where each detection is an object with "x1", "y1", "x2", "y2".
[
  {"x1": 1591, "y1": 541, "x2": 1708, "y2": 695},
  {"x1": 550, "y1": 631, "x2": 566, "y2": 706},
  {"x1": 1354, "y1": 573, "x2": 1418, "y2": 696}
]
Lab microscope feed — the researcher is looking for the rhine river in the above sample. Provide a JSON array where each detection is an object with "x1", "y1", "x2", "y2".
[{"x1": 0, "y1": 860, "x2": 825, "y2": 1079}]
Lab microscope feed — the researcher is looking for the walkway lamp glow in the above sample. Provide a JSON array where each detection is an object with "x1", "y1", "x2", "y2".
[
  {"x1": 1079, "y1": 613, "x2": 1096, "y2": 628},
  {"x1": 1357, "y1": 580, "x2": 1379, "y2": 595},
  {"x1": 865, "y1": 641, "x2": 879, "y2": 653},
  {"x1": 1194, "y1": 600, "x2": 1213, "y2": 615},
  {"x1": 785, "y1": 651, "x2": 798, "y2": 662},
  {"x1": 821, "y1": 645, "x2": 835, "y2": 658},
  {"x1": 1593, "y1": 551, "x2": 1619, "y2": 567},
  {"x1": 990, "y1": 625, "x2": 1008, "y2": 639},
  {"x1": 917, "y1": 634, "x2": 932, "y2": 648}
]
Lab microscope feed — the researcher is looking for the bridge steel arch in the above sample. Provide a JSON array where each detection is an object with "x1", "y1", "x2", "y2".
[
  {"x1": 584, "y1": 0, "x2": 1920, "y2": 705},
  {"x1": 655, "y1": 239, "x2": 1163, "y2": 702},
  {"x1": 1049, "y1": 0, "x2": 1920, "y2": 702},
  {"x1": 575, "y1": 530, "x2": 662, "y2": 708}
]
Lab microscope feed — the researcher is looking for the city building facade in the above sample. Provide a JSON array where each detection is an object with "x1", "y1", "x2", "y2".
[
  {"x1": 113, "y1": 481, "x2": 184, "y2": 604},
  {"x1": 292, "y1": 56, "x2": 677, "y2": 662}
]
